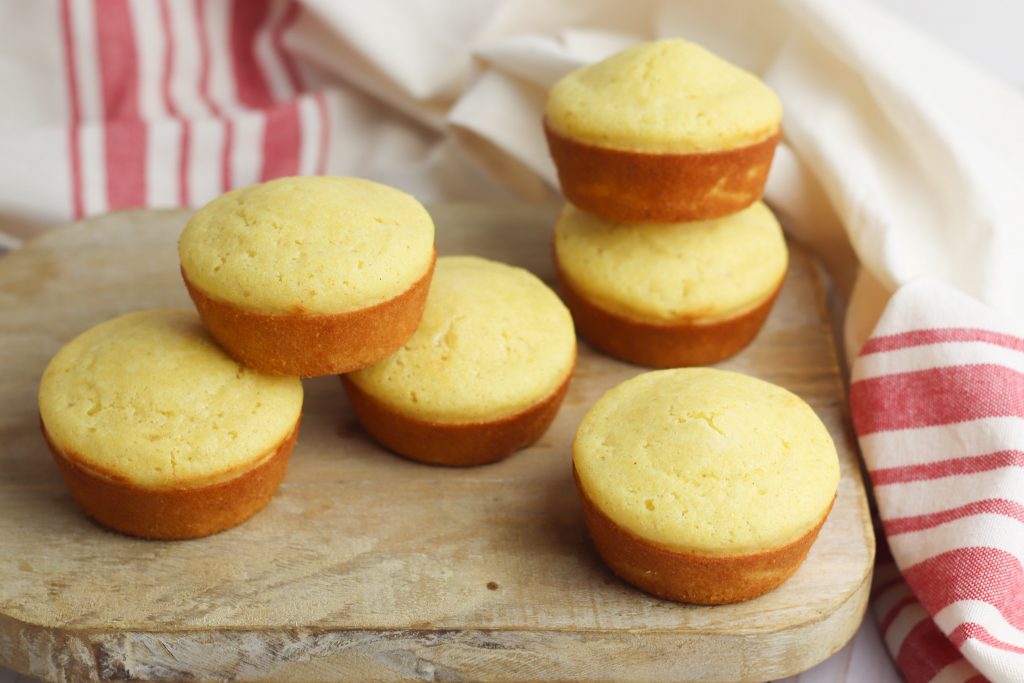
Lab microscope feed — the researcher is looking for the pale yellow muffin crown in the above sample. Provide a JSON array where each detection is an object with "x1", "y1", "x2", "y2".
[
  {"x1": 39, "y1": 309, "x2": 303, "y2": 488},
  {"x1": 555, "y1": 201, "x2": 787, "y2": 323},
  {"x1": 573, "y1": 368, "x2": 839, "y2": 556},
  {"x1": 347, "y1": 256, "x2": 576, "y2": 423},
  {"x1": 179, "y1": 176, "x2": 435, "y2": 315},
  {"x1": 545, "y1": 39, "x2": 782, "y2": 154}
]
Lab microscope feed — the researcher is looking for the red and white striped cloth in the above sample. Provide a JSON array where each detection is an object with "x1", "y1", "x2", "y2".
[
  {"x1": 0, "y1": 0, "x2": 512, "y2": 247},
  {"x1": 0, "y1": 0, "x2": 357, "y2": 247},
  {"x1": 58, "y1": 0, "x2": 327, "y2": 220},
  {"x1": 852, "y1": 280, "x2": 1024, "y2": 682}
]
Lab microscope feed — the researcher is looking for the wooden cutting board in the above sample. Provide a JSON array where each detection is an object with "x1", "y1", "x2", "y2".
[{"x1": 0, "y1": 204, "x2": 873, "y2": 683}]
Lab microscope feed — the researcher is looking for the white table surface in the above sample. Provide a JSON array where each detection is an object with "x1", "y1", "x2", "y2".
[{"x1": 3, "y1": 0, "x2": 1021, "y2": 680}]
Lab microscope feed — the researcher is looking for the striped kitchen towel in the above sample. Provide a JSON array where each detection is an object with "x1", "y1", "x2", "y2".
[
  {"x1": 59, "y1": 0, "x2": 328, "y2": 216},
  {"x1": 851, "y1": 280, "x2": 1024, "y2": 682},
  {"x1": 1, "y1": 0, "x2": 329, "y2": 245}
]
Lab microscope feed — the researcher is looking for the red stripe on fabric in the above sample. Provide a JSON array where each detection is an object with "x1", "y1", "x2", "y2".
[
  {"x1": 895, "y1": 617, "x2": 965, "y2": 683},
  {"x1": 964, "y1": 676, "x2": 987, "y2": 683},
  {"x1": 228, "y1": 0, "x2": 301, "y2": 183},
  {"x1": 861, "y1": 328, "x2": 1024, "y2": 356},
  {"x1": 195, "y1": 0, "x2": 229, "y2": 194},
  {"x1": 157, "y1": 0, "x2": 190, "y2": 206},
  {"x1": 873, "y1": 450, "x2": 1024, "y2": 485},
  {"x1": 880, "y1": 596, "x2": 919, "y2": 637},
  {"x1": 885, "y1": 498, "x2": 1024, "y2": 536},
  {"x1": 903, "y1": 547, "x2": 1024, "y2": 631},
  {"x1": 850, "y1": 364, "x2": 1024, "y2": 436},
  {"x1": 95, "y1": 0, "x2": 147, "y2": 210},
  {"x1": 95, "y1": 0, "x2": 139, "y2": 118},
  {"x1": 158, "y1": 0, "x2": 179, "y2": 117},
  {"x1": 230, "y1": 0, "x2": 274, "y2": 107},
  {"x1": 222, "y1": 120, "x2": 234, "y2": 190},
  {"x1": 226, "y1": 0, "x2": 304, "y2": 182},
  {"x1": 179, "y1": 122, "x2": 192, "y2": 206},
  {"x1": 100, "y1": 121, "x2": 148, "y2": 210},
  {"x1": 315, "y1": 90, "x2": 328, "y2": 174},
  {"x1": 194, "y1": 0, "x2": 222, "y2": 118},
  {"x1": 59, "y1": 0, "x2": 84, "y2": 219},
  {"x1": 274, "y1": 1, "x2": 304, "y2": 93},
  {"x1": 273, "y1": 2, "x2": 309, "y2": 176},
  {"x1": 260, "y1": 100, "x2": 300, "y2": 180},
  {"x1": 949, "y1": 621, "x2": 1024, "y2": 655}
]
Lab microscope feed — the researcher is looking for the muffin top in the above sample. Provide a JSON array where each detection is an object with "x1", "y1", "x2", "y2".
[
  {"x1": 545, "y1": 39, "x2": 782, "y2": 154},
  {"x1": 573, "y1": 368, "x2": 839, "y2": 556},
  {"x1": 39, "y1": 309, "x2": 303, "y2": 488},
  {"x1": 179, "y1": 176, "x2": 435, "y2": 315},
  {"x1": 555, "y1": 201, "x2": 787, "y2": 323},
  {"x1": 347, "y1": 256, "x2": 576, "y2": 423}
]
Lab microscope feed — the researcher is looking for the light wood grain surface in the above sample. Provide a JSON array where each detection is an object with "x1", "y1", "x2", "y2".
[{"x1": 0, "y1": 204, "x2": 873, "y2": 682}]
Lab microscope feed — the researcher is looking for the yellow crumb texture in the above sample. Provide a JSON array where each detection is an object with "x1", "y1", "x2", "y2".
[
  {"x1": 38, "y1": 309, "x2": 303, "y2": 488},
  {"x1": 574, "y1": 368, "x2": 839, "y2": 556},
  {"x1": 348, "y1": 256, "x2": 576, "y2": 423},
  {"x1": 555, "y1": 201, "x2": 787, "y2": 323},
  {"x1": 179, "y1": 176, "x2": 435, "y2": 314},
  {"x1": 546, "y1": 39, "x2": 782, "y2": 153}
]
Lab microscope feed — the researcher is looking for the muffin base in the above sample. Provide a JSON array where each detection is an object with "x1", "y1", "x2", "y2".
[
  {"x1": 342, "y1": 365, "x2": 574, "y2": 467},
  {"x1": 544, "y1": 119, "x2": 780, "y2": 223},
  {"x1": 555, "y1": 258, "x2": 782, "y2": 368},
  {"x1": 182, "y1": 253, "x2": 435, "y2": 377},
  {"x1": 574, "y1": 467, "x2": 834, "y2": 604},
  {"x1": 42, "y1": 418, "x2": 299, "y2": 540}
]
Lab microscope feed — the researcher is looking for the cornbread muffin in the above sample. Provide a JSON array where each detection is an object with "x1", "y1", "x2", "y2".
[
  {"x1": 554, "y1": 201, "x2": 787, "y2": 367},
  {"x1": 344, "y1": 256, "x2": 576, "y2": 466},
  {"x1": 573, "y1": 368, "x2": 839, "y2": 604},
  {"x1": 38, "y1": 309, "x2": 303, "y2": 539},
  {"x1": 179, "y1": 176, "x2": 436, "y2": 376},
  {"x1": 544, "y1": 39, "x2": 782, "y2": 222}
]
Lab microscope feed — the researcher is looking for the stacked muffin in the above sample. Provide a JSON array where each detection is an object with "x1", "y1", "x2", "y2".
[
  {"x1": 179, "y1": 179, "x2": 576, "y2": 468},
  {"x1": 544, "y1": 39, "x2": 788, "y2": 367},
  {"x1": 40, "y1": 176, "x2": 441, "y2": 539},
  {"x1": 179, "y1": 176, "x2": 437, "y2": 376},
  {"x1": 547, "y1": 41, "x2": 838, "y2": 604},
  {"x1": 184, "y1": 177, "x2": 576, "y2": 468}
]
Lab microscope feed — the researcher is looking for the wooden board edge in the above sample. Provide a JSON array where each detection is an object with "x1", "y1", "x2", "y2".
[{"x1": 0, "y1": 569, "x2": 871, "y2": 683}]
